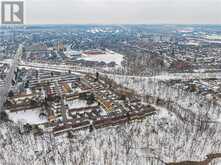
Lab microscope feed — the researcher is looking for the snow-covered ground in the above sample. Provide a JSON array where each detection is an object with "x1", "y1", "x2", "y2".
[
  {"x1": 109, "y1": 74, "x2": 221, "y2": 162},
  {"x1": 1, "y1": 59, "x2": 13, "y2": 65},
  {"x1": 64, "y1": 50, "x2": 81, "y2": 59},
  {"x1": 66, "y1": 99, "x2": 97, "y2": 109},
  {"x1": 78, "y1": 51, "x2": 124, "y2": 66},
  {"x1": 1, "y1": 106, "x2": 221, "y2": 165},
  {"x1": 111, "y1": 74, "x2": 221, "y2": 120},
  {"x1": 7, "y1": 108, "x2": 47, "y2": 124}
]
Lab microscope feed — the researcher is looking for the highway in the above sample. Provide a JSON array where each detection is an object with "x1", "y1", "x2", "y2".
[
  {"x1": 18, "y1": 61, "x2": 221, "y2": 81},
  {"x1": 0, "y1": 45, "x2": 23, "y2": 111}
]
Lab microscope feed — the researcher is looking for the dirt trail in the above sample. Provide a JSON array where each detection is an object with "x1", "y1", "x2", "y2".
[{"x1": 167, "y1": 153, "x2": 221, "y2": 165}]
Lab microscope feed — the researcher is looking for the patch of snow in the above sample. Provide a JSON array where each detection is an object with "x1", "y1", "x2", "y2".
[
  {"x1": 78, "y1": 51, "x2": 124, "y2": 66},
  {"x1": 7, "y1": 108, "x2": 47, "y2": 124},
  {"x1": 66, "y1": 99, "x2": 97, "y2": 109}
]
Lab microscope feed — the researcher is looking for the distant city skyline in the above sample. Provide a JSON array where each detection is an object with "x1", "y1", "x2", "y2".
[{"x1": 9, "y1": 0, "x2": 221, "y2": 24}]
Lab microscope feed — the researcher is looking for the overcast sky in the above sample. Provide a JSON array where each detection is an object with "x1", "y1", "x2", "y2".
[{"x1": 20, "y1": 0, "x2": 221, "y2": 24}]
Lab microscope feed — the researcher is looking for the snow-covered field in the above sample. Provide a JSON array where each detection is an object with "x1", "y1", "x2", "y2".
[
  {"x1": 66, "y1": 99, "x2": 98, "y2": 109},
  {"x1": 7, "y1": 108, "x2": 47, "y2": 124},
  {"x1": 78, "y1": 51, "x2": 124, "y2": 66}
]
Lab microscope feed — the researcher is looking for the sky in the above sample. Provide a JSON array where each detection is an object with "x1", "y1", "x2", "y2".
[{"x1": 4, "y1": 0, "x2": 221, "y2": 24}]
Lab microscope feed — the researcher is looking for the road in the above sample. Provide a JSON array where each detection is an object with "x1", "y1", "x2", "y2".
[
  {"x1": 0, "y1": 45, "x2": 23, "y2": 111},
  {"x1": 19, "y1": 61, "x2": 221, "y2": 81}
]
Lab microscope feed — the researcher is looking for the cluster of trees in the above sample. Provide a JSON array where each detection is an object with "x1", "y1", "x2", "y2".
[{"x1": 110, "y1": 74, "x2": 221, "y2": 163}]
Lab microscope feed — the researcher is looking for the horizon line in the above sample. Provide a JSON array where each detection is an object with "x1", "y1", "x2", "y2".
[{"x1": 1, "y1": 23, "x2": 221, "y2": 26}]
